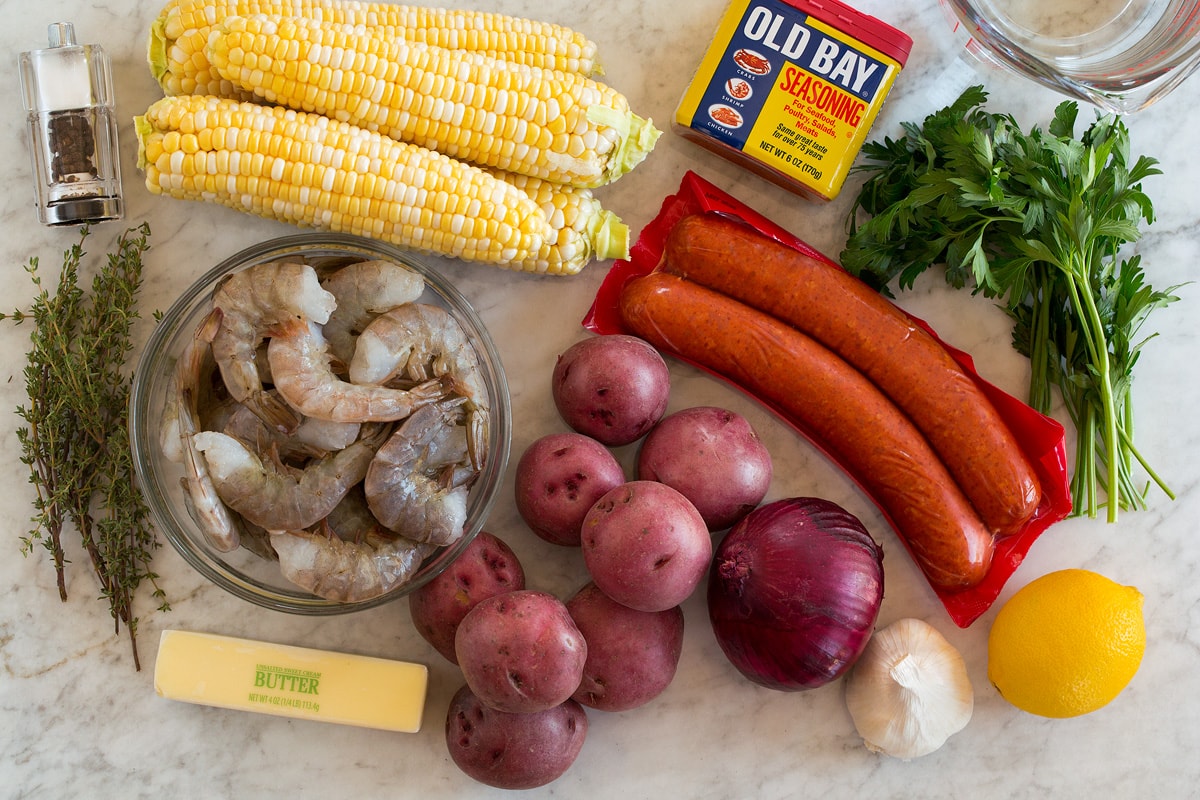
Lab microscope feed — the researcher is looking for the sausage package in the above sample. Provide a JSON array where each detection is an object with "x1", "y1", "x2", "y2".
[{"x1": 585, "y1": 170, "x2": 1072, "y2": 627}]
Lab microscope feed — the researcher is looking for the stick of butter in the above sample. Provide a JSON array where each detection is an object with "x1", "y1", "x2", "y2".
[{"x1": 154, "y1": 630, "x2": 428, "y2": 733}]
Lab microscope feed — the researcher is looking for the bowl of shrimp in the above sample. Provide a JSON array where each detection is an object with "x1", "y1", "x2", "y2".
[{"x1": 129, "y1": 233, "x2": 512, "y2": 613}]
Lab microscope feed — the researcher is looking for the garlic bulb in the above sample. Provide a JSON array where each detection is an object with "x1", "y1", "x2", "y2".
[{"x1": 844, "y1": 618, "x2": 973, "y2": 759}]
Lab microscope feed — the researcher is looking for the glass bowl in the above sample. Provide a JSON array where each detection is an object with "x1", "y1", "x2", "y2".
[
  {"x1": 129, "y1": 233, "x2": 512, "y2": 614},
  {"x1": 941, "y1": 0, "x2": 1200, "y2": 113}
]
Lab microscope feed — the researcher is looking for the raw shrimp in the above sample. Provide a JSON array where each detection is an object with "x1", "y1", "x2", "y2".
[
  {"x1": 322, "y1": 485, "x2": 386, "y2": 542},
  {"x1": 198, "y1": 394, "x2": 241, "y2": 440},
  {"x1": 161, "y1": 312, "x2": 223, "y2": 464},
  {"x1": 348, "y1": 302, "x2": 491, "y2": 466},
  {"x1": 270, "y1": 527, "x2": 435, "y2": 602},
  {"x1": 191, "y1": 425, "x2": 388, "y2": 531},
  {"x1": 292, "y1": 415, "x2": 363, "y2": 452},
  {"x1": 165, "y1": 309, "x2": 244, "y2": 553},
  {"x1": 222, "y1": 397, "x2": 362, "y2": 462},
  {"x1": 271, "y1": 485, "x2": 435, "y2": 601},
  {"x1": 364, "y1": 399, "x2": 478, "y2": 546},
  {"x1": 348, "y1": 303, "x2": 487, "y2": 402},
  {"x1": 179, "y1": 393, "x2": 246, "y2": 553},
  {"x1": 209, "y1": 260, "x2": 337, "y2": 432},
  {"x1": 236, "y1": 518, "x2": 279, "y2": 562},
  {"x1": 267, "y1": 317, "x2": 448, "y2": 423},
  {"x1": 160, "y1": 375, "x2": 186, "y2": 465},
  {"x1": 321, "y1": 259, "x2": 426, "y2": 366}
]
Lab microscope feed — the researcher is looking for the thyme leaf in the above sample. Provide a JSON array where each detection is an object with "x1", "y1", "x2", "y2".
[{"x1": 4, "y1": 223, "x2": 166, "y2": 670}]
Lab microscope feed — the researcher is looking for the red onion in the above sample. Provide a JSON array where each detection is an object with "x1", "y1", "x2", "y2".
[{"x1": 707, "y1": 497, "x2": 884, "y2": 691}]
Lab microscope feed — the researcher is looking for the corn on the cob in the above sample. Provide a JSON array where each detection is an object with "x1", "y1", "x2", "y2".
[
  {"x1": 495, "y1": 172, "x2": 629, "y2": 275},
  {"x1": 148, "y1": 0, "x2": 602, "y2": 98},
  {"x1": 205, "y1": 14, "x2": 660, "y2": 188},
  {"x1": 135, "y1": 95, "x2": 555, "y2": 267}
]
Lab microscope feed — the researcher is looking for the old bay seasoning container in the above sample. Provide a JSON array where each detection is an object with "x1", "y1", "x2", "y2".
[{"x1": 675, "y1": 0, "x2": 911, "y2": 201}]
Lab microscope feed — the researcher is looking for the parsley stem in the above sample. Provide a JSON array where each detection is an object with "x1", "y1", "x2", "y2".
[
  {"x1": 1067, "y1": 255, "x2": 1121, "y2": 522},
  {"x1": 842, "y1": 86, "x2": 1176, "y2": 521},
  {"x1": 1027, "y1": 271, "x2": 1051, "y2": 413}
]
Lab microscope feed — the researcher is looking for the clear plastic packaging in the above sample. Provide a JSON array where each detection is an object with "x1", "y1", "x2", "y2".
[{"x1": 18, "y1": 22, "x2": 123, "y2": 226}]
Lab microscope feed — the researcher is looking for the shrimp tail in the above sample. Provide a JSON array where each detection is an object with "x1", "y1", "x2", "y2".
[
  {"x1": 466, "y1": 408, "x2": 490, "y2": 472},
  {"x1": 246, "y1": 389, "x2": 304, "y2": 435}
]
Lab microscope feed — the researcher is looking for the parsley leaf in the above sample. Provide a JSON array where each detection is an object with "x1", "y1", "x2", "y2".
[{"x1": 842, "y1": 87, "x2": 1178, "y2": 521}]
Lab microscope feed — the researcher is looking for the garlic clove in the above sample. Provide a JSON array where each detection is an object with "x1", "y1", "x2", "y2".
[{"x1": 844, "y1": 617, "x2": 974, "y2": 760}]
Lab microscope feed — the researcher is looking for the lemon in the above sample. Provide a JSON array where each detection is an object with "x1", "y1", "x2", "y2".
[{"x1": 987, "y1": 568, "x2": 1145, "y2": 718}]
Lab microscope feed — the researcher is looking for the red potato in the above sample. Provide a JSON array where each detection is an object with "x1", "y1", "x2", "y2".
[
  {"x1": 580, "y1": 481, "x2": 712, "y2": 612},
  {"x1": 515, "y1": 432, "x2": 626, "y2": 546},
  {"x1": 455, "y1": 590, "x2": 588, "y2": 714},
  {"x1": 446, "y1": 684, "x2": 588, "y2": 790},
  {"x1": 566, "y1": 582, "x2": 685, "y2": 712},
  {"x1": 637, "y1": 406, "x2": 772, "y2": 530},
  {"x1": 408, "y1": 531, "x2": 526, "y2": 664},
  {"x1": 552, "y1": 334, "x2": 670, "y2": 446}
]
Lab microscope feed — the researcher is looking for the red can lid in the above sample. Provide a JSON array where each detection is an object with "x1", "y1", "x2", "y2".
[{"x1": 787, "y1": 0, "x2": 913, "y2": 66}]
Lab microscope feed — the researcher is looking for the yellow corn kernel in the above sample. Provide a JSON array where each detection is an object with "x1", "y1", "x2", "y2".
[
  {"x1": 153, "y1": 25, "x2": 255, "y2": 100},
  {"x1": 207, "y1": 14, "x2": 659, "y2": 188},
  {"x1": 134, "y1": 95, "x2": 555, "y2": 269},
  {"x1": 148, "y1": 0, "x2": 602, "y2": 100},
  {"x1": 489, "y1": 170, "x2": 630, "y2": 276}
]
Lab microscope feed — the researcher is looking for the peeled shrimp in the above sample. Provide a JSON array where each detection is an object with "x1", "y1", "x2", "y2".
[
  {"x1": 267, "y1": 317, "x2": 447, "y2": 423},
  {"x1": 348, "y1": 302, "x2": 490, "y2": 466},
  {"x1": 321, "y1": 260, "x2": 425, "y2": 366},
  {"x1": 209, "y1": 260, "x2": 336, "y2": 432},
  {"x1": 270, "y1": 528, "x2": 435, "y2": 603},
  {"x1": 364, "y1": 400, "x2": 477, "y2": 546},
  {"x1": 191, "y1": 425, "x2": 387, "y2": 531}
]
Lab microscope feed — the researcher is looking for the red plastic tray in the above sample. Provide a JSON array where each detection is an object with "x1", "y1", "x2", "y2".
[{"x1": 584, "y1": 170, "x2": 1072, "y2": 627}]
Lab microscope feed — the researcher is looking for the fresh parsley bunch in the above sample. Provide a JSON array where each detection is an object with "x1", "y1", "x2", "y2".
[{"x1": 842, "y1": 86, "x2": 1178, "y2": 521}]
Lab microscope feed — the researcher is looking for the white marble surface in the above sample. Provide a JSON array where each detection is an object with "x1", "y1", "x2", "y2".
[{"x1": 2, "y1": 0, "x2": 1199, "y2": 797}]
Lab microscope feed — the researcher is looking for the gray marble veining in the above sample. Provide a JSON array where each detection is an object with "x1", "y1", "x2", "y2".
[{"x1": 2, "y1": 1, "x2": 1199, "y2": 797}]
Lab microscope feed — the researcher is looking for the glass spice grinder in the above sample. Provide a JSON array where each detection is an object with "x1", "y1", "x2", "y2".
[{"x1": 19, "y1": 22, "x2": 124, "y2": 226}]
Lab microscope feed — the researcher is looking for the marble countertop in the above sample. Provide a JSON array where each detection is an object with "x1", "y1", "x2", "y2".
[{"x1": 3, "y1": 0, "x2": 1199, "y2": 797}]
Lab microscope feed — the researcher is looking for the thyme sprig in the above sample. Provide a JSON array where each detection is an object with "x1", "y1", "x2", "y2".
[
  {"x1": 842, "y1": 87, "x2": 1179, "y2": 522},
  {"x1": 4, "y1": 223, "x2": 166, "y2": 670}
]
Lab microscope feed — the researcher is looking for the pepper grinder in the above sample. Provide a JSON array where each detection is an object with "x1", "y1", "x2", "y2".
[{"x1": 19, "y1": 22, "x2": 124, "y2": 226}]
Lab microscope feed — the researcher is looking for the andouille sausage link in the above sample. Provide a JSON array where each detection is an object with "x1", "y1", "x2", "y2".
[
  {"x1": 663, "y1": 213, "x2": 1041, "y2": 536},
  {"x1": 619, "y1": 271, "x2": 994, "y2": 589}
]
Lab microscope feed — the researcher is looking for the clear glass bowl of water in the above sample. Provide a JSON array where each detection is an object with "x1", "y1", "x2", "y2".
[{"x1": 941, "y1": 0, "x2": 1200, "y2": 113}]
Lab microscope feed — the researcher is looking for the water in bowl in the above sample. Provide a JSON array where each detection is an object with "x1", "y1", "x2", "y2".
[
  {"x1": 943, "y1": 0, "x2": 1200, "y2": 112},
  {"x1": 999, "y1": 0, "x2": 1137, "y2": 39}
]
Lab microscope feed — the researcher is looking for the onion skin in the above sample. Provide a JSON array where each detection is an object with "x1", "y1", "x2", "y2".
[{"x1": 707, "y1": 498, "x2": 884, "y2": 691}]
